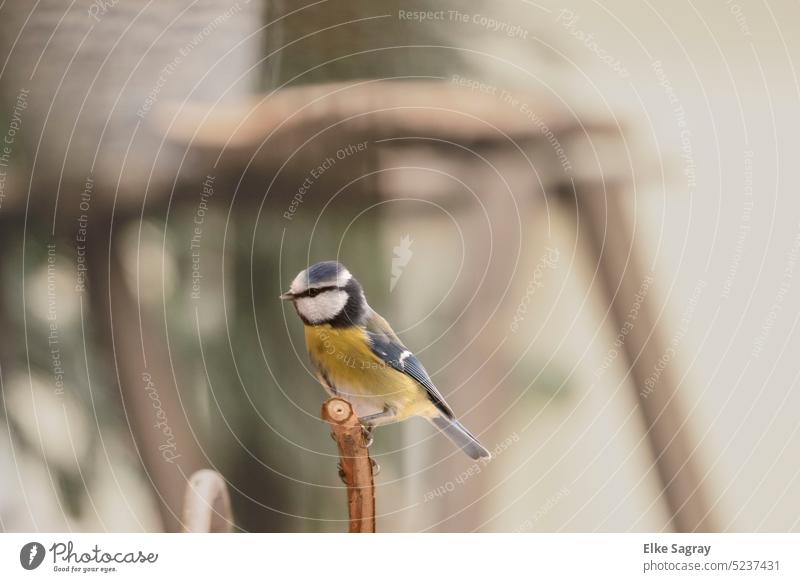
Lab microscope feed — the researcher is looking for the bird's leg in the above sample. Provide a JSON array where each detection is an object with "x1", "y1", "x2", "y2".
[
  {"x1": 358, "y1": 406, "x2": 395, "y2": 449},
  {"x1": 359, "y1": 406, "x2": 396, "y2": 427}
]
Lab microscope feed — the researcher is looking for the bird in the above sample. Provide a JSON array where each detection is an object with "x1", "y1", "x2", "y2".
[{"x1": 281, "y1": 260, "x2": 490, "y2": 460}]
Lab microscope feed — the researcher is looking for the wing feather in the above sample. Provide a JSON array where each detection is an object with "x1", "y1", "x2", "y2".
[{"x1": 365, "y1": 309, "x2": 454, "y2": 418}]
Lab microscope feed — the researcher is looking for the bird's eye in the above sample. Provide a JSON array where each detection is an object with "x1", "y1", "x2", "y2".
[{"x1": 308, "y1": 288, "x2": 320, "y2": 297}]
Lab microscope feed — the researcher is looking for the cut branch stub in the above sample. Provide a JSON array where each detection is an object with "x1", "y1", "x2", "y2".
[
  {"x1": 321, "y1": 398, "x2": 376, "y2": 533},
  {"x1": 325, "y1": 398, "x2": 353, "y2": 423}
]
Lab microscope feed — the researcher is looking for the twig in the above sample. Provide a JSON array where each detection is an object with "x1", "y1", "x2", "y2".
[
  {"x1": 321, "y1": 398, "x2": 375, "y2": 533},
  {"x1": 182, "y1": 469, "x2": 233, "y2": 533}
]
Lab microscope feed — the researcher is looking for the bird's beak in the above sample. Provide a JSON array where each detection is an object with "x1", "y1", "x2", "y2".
[{"x1": 279, "y1": 291, "x2": 295, "y2": 301}]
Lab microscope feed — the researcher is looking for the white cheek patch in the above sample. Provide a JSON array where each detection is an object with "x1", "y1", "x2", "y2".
[
  {"x1": 295, "y1": 290, "x2": 348, "y2": 324},
  {"x1": 334, "y1": 267, "x2": 352, "y2": 287}
]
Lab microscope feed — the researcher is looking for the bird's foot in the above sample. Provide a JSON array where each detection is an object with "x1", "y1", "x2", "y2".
[
  {"x1": 357, "y1": 406, "x2": 396, "y2": 429},
  {"x1": 361, "y1": 424, "x2": 374, "y2": 448}
]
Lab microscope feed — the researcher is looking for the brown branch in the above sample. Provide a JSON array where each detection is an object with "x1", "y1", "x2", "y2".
[
  {"x1": 321, "y1": 398, "x2": 375, "y2": 533},
  {"x1": 182, "y1": 469, "x2": 234, "y2": 533}
]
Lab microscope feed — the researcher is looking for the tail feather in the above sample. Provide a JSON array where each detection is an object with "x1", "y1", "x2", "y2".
[{"x1": 430, "y1": 416, "x2": 491, "y2": 460}]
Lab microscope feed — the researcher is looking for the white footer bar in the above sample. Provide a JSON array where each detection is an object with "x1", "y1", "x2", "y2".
[{"x1": 1, "y1": 533, "x2": 797, "y2": 581}]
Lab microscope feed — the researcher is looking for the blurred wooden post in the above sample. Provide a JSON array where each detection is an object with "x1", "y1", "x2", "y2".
[
  {"x1": 182, "y1": 469, "x2": 233, "y2": 533},
  {"x1": 321, "y1": 398, "x2": 375, "y2": 533},
  {"x1": 575, "y1": 180, "x2": 715, "y2": 532},
  {"x1": 87, "y1": 222, "x2": 205, "y2": 532}
]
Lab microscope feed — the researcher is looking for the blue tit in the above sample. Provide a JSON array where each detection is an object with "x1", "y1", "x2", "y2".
[{"x1": 281, "y1": 261, "x2": 490, "y2": 460}]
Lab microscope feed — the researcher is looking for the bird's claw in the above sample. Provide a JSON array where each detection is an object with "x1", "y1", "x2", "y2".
[
  {"x1": 337, "y1": 461, "x2": 346, "y2": 484},
  {"x1": 361, "y1": 424, "x2": 374, "y2": 448},
  {"x1": 370, "y1": 457, "x2": 380, "y2": 476}
]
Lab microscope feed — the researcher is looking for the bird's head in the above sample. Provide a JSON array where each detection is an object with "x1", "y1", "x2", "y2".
[{"x1": 280, "y1": 261, "x2": 366, "y2": 326}]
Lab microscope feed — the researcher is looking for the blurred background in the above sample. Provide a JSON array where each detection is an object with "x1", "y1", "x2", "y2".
[{"x1": 0, "y1": 0, "x2": 799, "y2": 533}]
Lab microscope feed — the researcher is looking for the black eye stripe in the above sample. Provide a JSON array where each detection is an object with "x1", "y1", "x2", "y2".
[{"x1": 295, "y1": 285, "x2": 339, "y2": 298}]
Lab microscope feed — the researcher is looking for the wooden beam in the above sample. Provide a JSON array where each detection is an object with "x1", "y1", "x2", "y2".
[{"x1": 575, "y1": 181, "x2": 716, "y2": 532}]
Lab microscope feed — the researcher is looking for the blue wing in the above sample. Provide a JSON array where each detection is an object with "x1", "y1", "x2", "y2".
[{"x1": 365, "y1": 310, "x2": 454, "y2": 418}]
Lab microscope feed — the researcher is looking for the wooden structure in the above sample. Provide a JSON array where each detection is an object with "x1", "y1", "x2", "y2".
[
  {"x1": 0, "y1": 1, "x2": 714, "y2": 533},
  {"x1": 166, "y1": 80, "x2": 716, "y2": 532}
]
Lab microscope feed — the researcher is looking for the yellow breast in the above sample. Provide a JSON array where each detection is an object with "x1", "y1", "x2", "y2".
[{"x1": 303, "y1": 324, "x2": 435, "y2": 421}]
